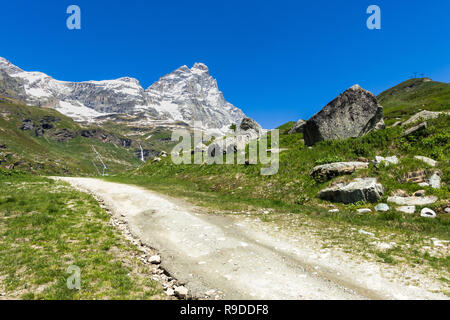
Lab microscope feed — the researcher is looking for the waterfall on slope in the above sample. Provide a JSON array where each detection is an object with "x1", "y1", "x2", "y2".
[{"x1": 139, "y1": 143, "x2": 145, "y2": 162}]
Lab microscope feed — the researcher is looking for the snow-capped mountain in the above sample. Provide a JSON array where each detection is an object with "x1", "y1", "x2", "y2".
[{"x1": 0, "y1": 57, "x2": 247, "y2": 131}]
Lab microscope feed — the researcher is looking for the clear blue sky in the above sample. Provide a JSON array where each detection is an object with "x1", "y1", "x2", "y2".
[{"x1": 1, "y1": 0, "x2": 449, "y2": 128}]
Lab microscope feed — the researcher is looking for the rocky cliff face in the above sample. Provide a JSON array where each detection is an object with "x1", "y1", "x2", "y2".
[
  {"x1": 0, "y1": 57, "x2": 247, "y2": 131},
  {"x1": 303, "y1": 85, "x2": 385, "y2": 146}
]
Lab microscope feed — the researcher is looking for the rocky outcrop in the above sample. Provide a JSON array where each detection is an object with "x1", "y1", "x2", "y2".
[
  {"x1": 288, "y1": 119, "x2": 306, "y2": 134},
  {"x1": 48, "y1": 128, "x2": 77, "y2": 142},
  {"x1": 303, "y1": 85, "x2": 385, "y2": 146},
  {"x1": 402, "y1": 110, "x2": 448, "y2": 126},
  {"x1": 310, "y1": 161, "x2": 368, "y2": 181},
  {"x1": 318, "y1": 178, "x2": 384, "y2": 204}
]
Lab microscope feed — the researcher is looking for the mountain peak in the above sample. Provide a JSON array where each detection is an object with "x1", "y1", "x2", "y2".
[{"x1": 192, "y1": 63, "x2": 209, "y2": 73}]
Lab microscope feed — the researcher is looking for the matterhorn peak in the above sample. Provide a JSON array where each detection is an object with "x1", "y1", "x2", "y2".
[{"x1": 192, "y1": 62, "x2": 209, "y2": 73}]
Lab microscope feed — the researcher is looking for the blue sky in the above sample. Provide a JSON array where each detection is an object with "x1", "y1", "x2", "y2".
[{"x1": 0, "y1": 0, "x2": 449, "y2": 128}]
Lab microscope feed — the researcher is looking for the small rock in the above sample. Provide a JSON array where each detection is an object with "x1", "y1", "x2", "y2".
[
  {"x1": 288, "y1": 119, "x2": 306, "y2": 134},
  {"x1": 429, "y1": 172, "x2": 441, "y2": 189},
  {"x1": 396, "y1": 206, "x2": 416, "y2": 214},
  {"x1": 174, "y1": 286, "x2": 189, "y2": 299},
  {"x1": 357, "y1": 208, "x2": 372, "y2": 213},
  {"x1": 414, "y1": 156, "x2": 437, "y2": 167},
  {"x1": 420, "y1": 208, "x2": 437, "y2": 219},
  {"x1": 166, "y1": 288, "x2": 175, "y2": 296},
  {"x1": 359, "y1": 229, "x2": 374, "y2": 236},
  {"x1": 413, "y1": 190, "x2": 426, "y2": 197},
  {"x1": 328, "y1": 209, "x2": 339, "y2": 213},
  {"x1": 403, "y1": 122, "x2": 427, "y2": 137},
  {"x1": 418, "y1": 182, "x2": 430, "y2": 187},
  {"x1": 149, "y1": 255, "x2": 161, "y2": 264},
  {"x1": 375, "y1": 203, "x2": 390, "y2": 212},
  {"x1": 205, "y1": 289, "x2": 216, "y2": 296},
  {"x1": 445, "y1": 207, "x2": 450, "y2": 214},
  {"x1": 387, "y1": 196, "x2": 437, "y2": 206},
  {"x1": 374, "y1": 156, "x2": 399, "y2": 166}
]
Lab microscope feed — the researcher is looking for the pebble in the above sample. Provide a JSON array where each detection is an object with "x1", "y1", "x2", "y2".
[
  {"x1": 174, "y1": 286, "x2": 189, "y2": 299},
  {"x1": 149, "y1": 255, "x2": 161, "y2": 264}
]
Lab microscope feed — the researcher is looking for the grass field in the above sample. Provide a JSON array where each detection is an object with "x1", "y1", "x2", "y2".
[{"x1": 0, "y1": 171, "x2": 165, "y2": 299}]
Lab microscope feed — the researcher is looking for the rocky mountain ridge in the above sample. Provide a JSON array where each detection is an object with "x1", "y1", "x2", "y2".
[{"x1": 0, "y1": 58, "x2": 247, "y2": 132}]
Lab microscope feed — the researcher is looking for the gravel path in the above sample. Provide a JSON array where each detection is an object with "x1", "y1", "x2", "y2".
[{"x1": 55, "y1": 177, "x2": 448, "y2": 300}]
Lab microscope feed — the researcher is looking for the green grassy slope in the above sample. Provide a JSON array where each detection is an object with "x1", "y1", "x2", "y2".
[
  {"x1": 0, "y1": 172, "x2": 165, "y2": 299},
  {"x1": 378, "y1": 78, "x2": 450, "y2": 124},
  {"x1": 106, "y1": 79, "x2": 450, "y2": 241},
  {"x1": 0, "y1": 97, "x2": 141, "y2": 175}
]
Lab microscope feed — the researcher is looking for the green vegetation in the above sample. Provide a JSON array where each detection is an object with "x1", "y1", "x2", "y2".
[
  {"x1": 0, "y1": 171, "x2": 165, "y2": 299},
  {"x1": 106, "y1": 114, "x2": 449, "y2": 240},
  {"x1": 378, "y1": 78, "x2": 450, "y2": 124},
  {"x1": 0, "y1": 97, "x2": 141, "y2": 175}
]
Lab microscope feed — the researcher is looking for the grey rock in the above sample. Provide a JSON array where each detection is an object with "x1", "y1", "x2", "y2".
[
  {"x1": 445, "y1": 207, "x2": 450, "y2": 214},
  {"x1": 374, "y1": 156, "x2": 399, "y2": 166},
  {"x1": 375, "y1": 203, "x2": 390, "y2": 212},
  {"x1": 304, "y1": 85, "x2": 385, "y2": 146},
  {"x1": 387, "y1": 196, "x2": 438, "y2": 206},
  {"x1": 174, "y1": 286, "x2": 189, "y2": 299},
  {"x1": 396, "y1": 206, "x2": 416, "y2": 214},
  {"x1": 20, "y1": 119, "x2": 34, "y2": 131},
  {"x1": 149, "y1": 255, "x2": 161, "y2": 264},
  {"x1": 429, "y1": 172, "x2": 441, "y2": 189},
  {"x1": 420, "y1": 208, "x2": 437, "y2": 218},
  {"x1": 402, "y1": 110, "x2": 448, "y2": 126},
  {"x1": 288, "y1": 119, "x2": 306, "y2": 134},
  {"x1": 318, "y1": 178, "x2": 383, "y2": 204},
  {"x1": 237, "y1": 117, "x2": 263, "y2": 140},
  {"x1": 357, "y1": 208, "x2": 372, "y2": 213},
  {"x1": 310, "y1": 161, "x2": 368, "y2": 181},
  {"x1": 414, "y1": 156, "x2": 437, "y2": 167},
  {"x1": 403, "y1": 122, "x2": 427, "y2": 137},
  {"x1": 413, "y1": 190, "x2": 426, "y2": 197}
]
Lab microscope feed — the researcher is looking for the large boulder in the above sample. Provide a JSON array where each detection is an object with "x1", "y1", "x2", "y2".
[
  {"x1": 304, "y1": 85, "x2": 385, "y2": 146},
  {"x1": 318, "y1": 178, "x2": 384, "y2": 204},
  {"x1": 310, "y1": 161, "x2": 368, "y2": 181}
]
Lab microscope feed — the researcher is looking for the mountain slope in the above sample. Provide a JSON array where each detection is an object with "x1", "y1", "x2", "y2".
[
  {"x1": 378, "y1": 78, "x2": 450, "y2": 124},
  {"x1": 0, "y1": 58, "x2": 247, "y2": 131},
  {"x1": 0, "y1": 96, "x2": 143, "y2": 175}
]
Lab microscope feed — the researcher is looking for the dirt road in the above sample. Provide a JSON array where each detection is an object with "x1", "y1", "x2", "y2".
[{"x1": 55, "y1": 177, "x2": 447, "y2": 300}]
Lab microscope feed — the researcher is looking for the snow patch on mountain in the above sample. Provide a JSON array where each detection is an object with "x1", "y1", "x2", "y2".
[{"x1": 0, "y1": 57, "x2": 248, "y2": 131}]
